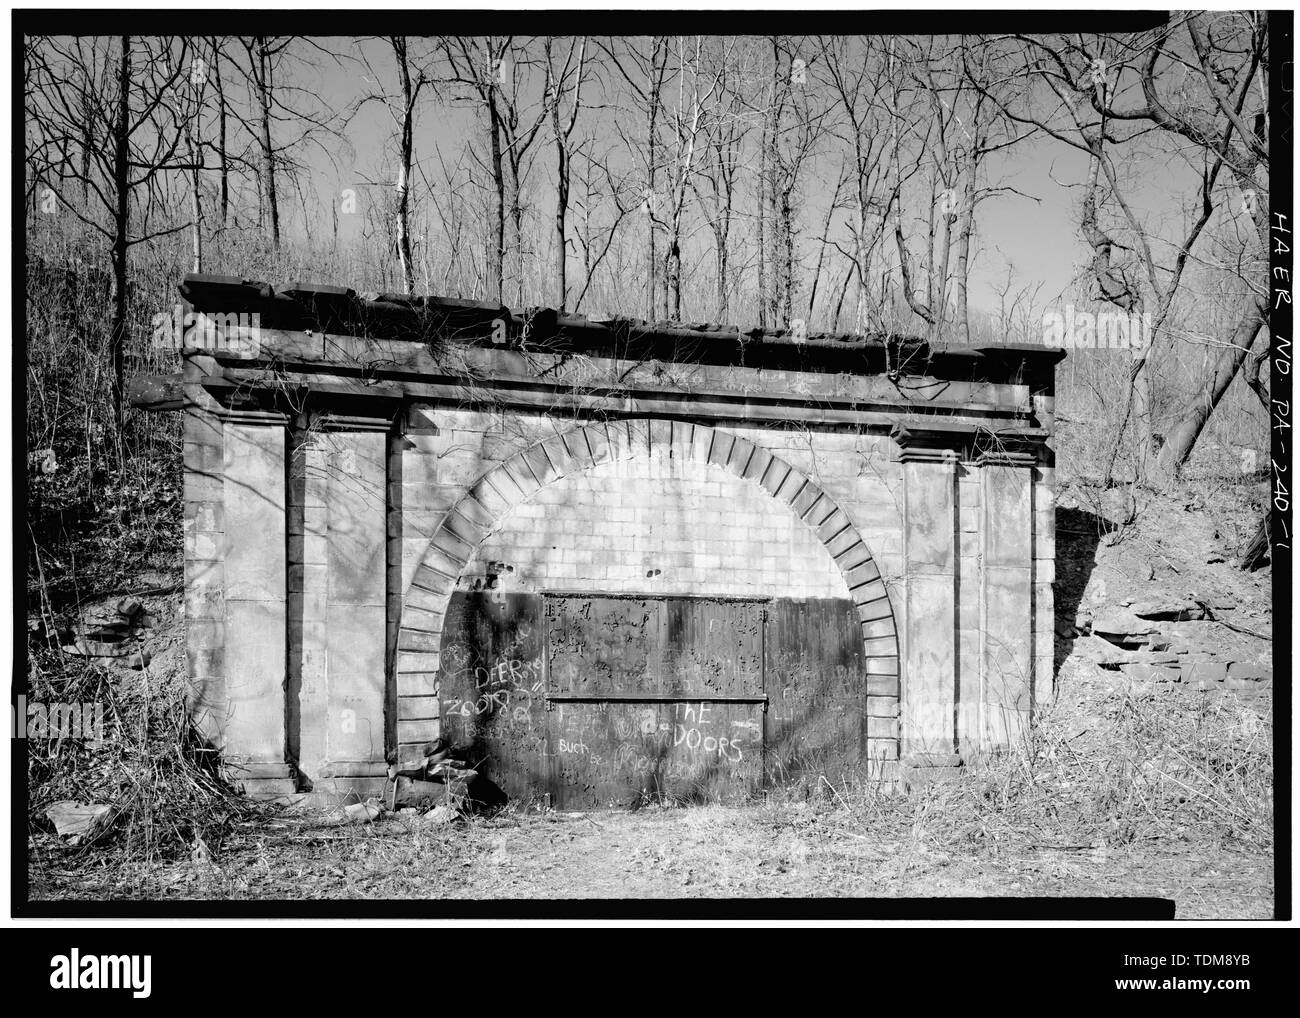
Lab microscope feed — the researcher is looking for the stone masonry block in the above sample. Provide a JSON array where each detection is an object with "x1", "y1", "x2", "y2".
[
  {"x1": 582, "y1": 423, "x2": 613, "y2": 466},
  {"x1": 725, "y1": 435, "x2": 757, "y2": 475},
  {"x1": 222, "y1": 423, "x2": 286, "y2": 602},
  {"x1": 430, "y1": 525, "x2": 475, "y2": 567},
  {"x1": 706, "y1": 429, "x2": 736, "y2": 469},
  {"x1": 399, "y1": 629, "x2": 442, "y2": 653},
  {"x1": 398, "y1": 695, "x2": 440, "y2": 721},
  {"x1": 398, "y1": 650, "x2": 440, "y2": 674},
  {"x1": 789, "y1": 482, "x2": 825, "y2": 522},
  {"x1": 539, "y1": 435, "x2": 582, "y2": 482},
  {"x1": 397, "y1": 719, "x2": 440, "y2": 745},
  {"x1": 844, "y1": 559, "x2": 882, "y2": 591},
  {"x1": 861, "y1": 616, "x2": 896, "y2": 641},
  {"x1": 742, "y1": 445, "x2": 775, "y2": 485},
  {"x1": 866, "y1": 673, "x2": 899, "y2": 696},
  {"x1": 442, "y1": 507, "x2": 491, "y2": 549},
  {"x1": 648, "y1": 418, "x2": 674, "y2": 454},
  {"x1": 853, "y1": 578, "x2": 890, "y2": 608},
  {"x1": 863, "y1": 635, "x2": 899, "y2": 659}
]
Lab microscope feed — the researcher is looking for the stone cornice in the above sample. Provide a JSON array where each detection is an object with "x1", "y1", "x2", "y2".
[
  {"x1": 192, "y1": 368, "x2": 1051, "y2": 440},
  {"x1": 175, "y1": 272, "x2": 1066, "y2": 388},
  {"x1": 892, "y1": 423, "x2": 1050, "y2": 464}
]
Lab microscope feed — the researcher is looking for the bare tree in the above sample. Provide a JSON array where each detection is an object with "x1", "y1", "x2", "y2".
[
  {"x1": 691, "y1": 41, "x2": 751, "y2": 321},
  {"x1": 570, "y1": 141, "x2": 636, "y2": 315},
  {"x1": 655, "y1": 36, "x2": 729, "y2": 320},
  {"x1": 985, "y1": 16, "x2": 1269, "y2": 484},
  {"x1": 438, "y1": 36, "x2": 514, "y2": 304},
  {"x1": 237, "y1": 37, "x2": 284, "y2": 245},
  {"x1": 818, "y1": 36, "x2": 898, "y2": 333},
  {"x1": 600, "y1": 36, "x2": 670, "y2": 320},
  {"x1": 226, "y1": 37, "x2": 342, "y2": 250},
  {"x1": 352, "y1": 37, "x2": 435, "y2": 293},
  {"x1": 765, "y1": 39, "x2": 828, "y2": 328},
  {"x1": 27, "y1": 35, "x2": 199, "y2": 437},
  {"x1": 545, "y1": 36, "x2": 588, "y2": 311}
]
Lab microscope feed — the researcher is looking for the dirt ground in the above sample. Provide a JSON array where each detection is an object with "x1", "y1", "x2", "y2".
[{"x1": 28, "y1": 797, "x2": 1272, "y2": 916}]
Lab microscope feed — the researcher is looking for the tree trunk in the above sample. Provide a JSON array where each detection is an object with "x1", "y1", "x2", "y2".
[
  {"x1": 394, "y1": 38, "x2": 416, "y2": 294},
  {"x1": 646, "y1": 40, "x2": 662, "y2": 321},
  {"x1": 188, "y1": 131, "x2": 203, "y2": 274},
  {"x1": 486, "y1": 83, "x2": 505, "y2": 305},
  {"x1": 213, "y1": 40, "x2": 228, "y2": 227},
  {"x1": 1154, "y1": 303, "x2": 1267, "y2": 479},
  {"x1": 1237, "y1": 512, "x2": 1271, "y2": 570},
  {"x1": 661, "y1": 237, "x2": 671, "y2": 321},
  {"x1": 667, "y1": 240, "x2": 681, "y2": 320},
  {"x1": 780, "y1": 187, "x2": 794, "y2": 326},
  {"x1": 767, "y1": 38, "x2": 782, "y2": 329},
  {"x1": 254, "y1": 39, "x2": 279, "y2": 248},
  {"x1": 756, "y1": 118, "x2": 767, "y2": 329},
  {"x1": 932, "y1": 183, "x2": 954, "y2": 344},
  {"x1": 953, "y1": 183, "x2": 974, "y2": 345},
  {"x1": 807, "y1": 182, "x2": 839, "y2": 326},
  {"x1": 554, "y1": 165, "x2": 568, "y2": 309},
  {"x1": 110, "y1": 35, "x2": 131, "y2": 444},
  {"x1": 713, "y1": 225, "x2": 728, "y2": 321},
  {"x1": 79, "y1": 90, "x2": 93, "y2": 208},
  {"x1": 553, "y1": 93, "x2": 569, "y2": 310},
  {"x1": 512, "y1": 188, "x2": 525, "y2": 305},
  {"x1": 833, "y1": 261, "x2": 856, "y2": 330}
]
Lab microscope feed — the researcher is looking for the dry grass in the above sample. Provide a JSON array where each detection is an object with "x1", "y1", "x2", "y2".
[
  {"x1": 803, "y1": 684, "x2": 1272, "y2": 860},
  {"x1": 25, "y1": 635, "x2": 272, "y2": 872}
]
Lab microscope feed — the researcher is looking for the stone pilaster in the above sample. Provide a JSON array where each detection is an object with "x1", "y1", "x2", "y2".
[
  {"x1": 978, "y1": 447, "x2": 1036, "y2": 749},
  {"x1": 295, "y1": 414, "x2": 392, "y2": 797},
  {"x1": 893, "y1": 426, "x2": 960, "y2": 761},
  {"x1": 182, "y1": 394, "x2": 227, "y2": 754},
  {"x1": 956, "y1": 462, "x2": 983, "y2": 753},
  {"x1": 1032, "y1": 452, "x2": 1056, "y2": 712},
  {"x1": 218, "y1": 408, "x2": 294, "y2": 794}
]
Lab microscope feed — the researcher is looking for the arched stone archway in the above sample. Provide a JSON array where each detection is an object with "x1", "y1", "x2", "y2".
[{"x1": 394, "y1": 417, "x2": 900, "y2": 766}]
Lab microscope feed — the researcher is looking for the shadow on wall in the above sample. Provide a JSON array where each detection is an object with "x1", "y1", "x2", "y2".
[{"x1": 1052, "y1": 505, "x2": 1114, "y2": 672}]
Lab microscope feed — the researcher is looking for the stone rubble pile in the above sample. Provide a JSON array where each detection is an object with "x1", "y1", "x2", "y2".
[{"x1": 1071, "y1": 598, "x2": 1271, "y2": 695}]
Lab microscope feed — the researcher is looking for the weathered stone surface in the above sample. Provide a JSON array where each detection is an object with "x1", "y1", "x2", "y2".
[
  {"x1": 982, "y1": 462, "x2": 1033, "y2": 744},
  {"x1": 1227, "y1": 660, "x2": 1272, "y2": 682},
  {"x1": 1119, "y1": 663, "x2": 1183, "y2": 684},
  {"x1": 1090, "y1": 610, "x2": 1158, "y2": 642},
  {"x1": 392, "y1": 777, "x2": 443, "y2": 808},
  {"x1": 222, "y1": 423, "x2": 286, "y2": 602},
  {"x1": 325, "y1": 603, "x2": 386, "y2": 763},
  {"x1": 901, "y1": 456, "x2": 956, "y2": 754},
  {"x1": 223, "y1": 601, "x2": 288, "y2": 762},
  {"x1": 1182, "y1": 659, "x2": 1230, "y2": 684},
  {"x1": 221, "y1": 420, "x2": 287, "y2": 766},
  {"x1": 325, "y1": 432, "x2": 387, "y2": 607},
  {"x1": 1098, "y1": 651, "x2": 1183, "y2": 670},
  {"x1": 1128, "y1": 599, "x2": 1209, "y2": 622}
]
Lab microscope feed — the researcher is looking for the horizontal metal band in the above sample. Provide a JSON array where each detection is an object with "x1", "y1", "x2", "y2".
[{"x1": 544, "y1": 694, "x2": 769, "y2": 705}]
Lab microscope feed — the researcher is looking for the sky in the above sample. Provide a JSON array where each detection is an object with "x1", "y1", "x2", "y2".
[{"x1": 230, "y1": 33, "x2": 1219, "y2": 327}]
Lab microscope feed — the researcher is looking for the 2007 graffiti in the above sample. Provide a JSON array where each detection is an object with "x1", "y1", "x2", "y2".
[{"x1": 442, "y1": 654, "x2": 543, "y2": 718}]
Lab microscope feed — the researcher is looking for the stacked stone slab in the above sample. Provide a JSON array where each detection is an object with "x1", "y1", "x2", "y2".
[
  {"x1": 134, "y1": 276, "x2": 1064, "y2": 799},
  {"x1": 1081, "y1": 600, "x2": 1273, "y2": 695}
]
